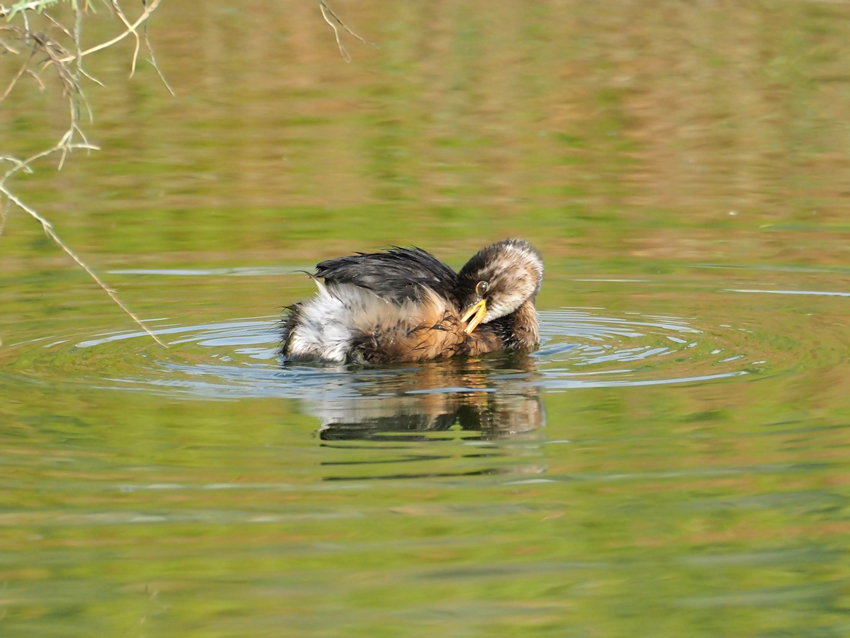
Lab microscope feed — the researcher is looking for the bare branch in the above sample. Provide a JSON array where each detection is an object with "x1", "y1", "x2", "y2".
[
  {"x1": 42, "y1": 10, "x2": 74, "y2": 40},
  {"x1": 319, "y1": 1, "x2": 350, "y2": 63},
  {"x1": 0, "y1": 185, "x2": 167, "y2": 347},
  {"x1": 110, "y1": 0, "x2": 140, "y2": 77},
  {"x1": 59, "y1": 0, "x2": 162, "y2": 62},
  {"x1": 143, "y1": 10, "x2": 173, "y2": 95},
  {"x1": 25, "y1": 67, "x2": 45, "y2": 91},
  {"x1": 79, "y1": 65, "x2": 104, "y2": 87},
  {"x1": 1, "y1": 142, "x2": 99, "y2": 183},
  {"x1": 0, "y1": 54, "x2": 33, "y2": 102},
  {"x1": 0, "y1": 0, "x2": 170, "y2": 347},
  {"x1": 0, "y1": 37, "x2": 21, "y2": 54},
  {"x1": 72, "y1": 0, "x2": 83, "y2": 71},
  {"x1": 318, "y1": 0, "x2": 375, "y2": 63}
]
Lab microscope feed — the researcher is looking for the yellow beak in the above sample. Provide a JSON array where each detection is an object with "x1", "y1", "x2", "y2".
[{"x1": 461, "y1": 299, "x2": 487, "y2": 334}]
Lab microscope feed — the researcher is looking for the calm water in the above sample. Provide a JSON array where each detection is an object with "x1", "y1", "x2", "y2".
[{"x1": 2, "y1": 1, "x2": 850, "y2": 636}]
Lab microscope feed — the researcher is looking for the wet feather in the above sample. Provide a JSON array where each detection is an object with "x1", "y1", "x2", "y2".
[{"x1": 281, "y1": 239, "x2": 543, "y2": 363}]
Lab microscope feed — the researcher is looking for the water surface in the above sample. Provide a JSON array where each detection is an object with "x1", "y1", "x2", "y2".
[{"x1": 1, "y1": 1, "x2": 849, "y2": 636}]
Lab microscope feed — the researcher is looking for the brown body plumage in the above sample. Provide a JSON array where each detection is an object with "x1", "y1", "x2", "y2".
[{"x1": 281, "y1": 239, "x2": 544, "y2": 364}]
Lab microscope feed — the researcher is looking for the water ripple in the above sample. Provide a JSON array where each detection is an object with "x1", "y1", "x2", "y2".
[{"x1": 0, "y1": 307, "x2": 776, "y2": 403}]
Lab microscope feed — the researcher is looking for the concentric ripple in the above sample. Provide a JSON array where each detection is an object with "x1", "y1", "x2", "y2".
[
  {"x1": 0, "y1": 308, "x2": 772, "y2": 400},
  {"x1": 532, "y1": 309, "x2": 757, "y2": 389}
]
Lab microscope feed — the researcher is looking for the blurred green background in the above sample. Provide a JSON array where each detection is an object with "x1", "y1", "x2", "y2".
[{"x1": 1, "y1": 1, "x2": 850, "y2": 636}]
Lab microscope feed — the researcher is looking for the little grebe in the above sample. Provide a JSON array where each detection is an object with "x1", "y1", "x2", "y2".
[{"x1": 280, "y1": 238, "x2": 543, "y2": 363}]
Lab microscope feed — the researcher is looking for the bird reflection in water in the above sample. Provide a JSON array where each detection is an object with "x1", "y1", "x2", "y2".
[
  {"x1": 279, "y1": 239, "x2": 547, "y2": 478},
  {"x1": 290, "y1": 353, "x2": 547, "y2": 480},
  {"x1": 302, "y1": 353, "x2": 546, "y2": 480},
  {"x1": 305, "y1": 354, "x2": 544, "y2": 440}
]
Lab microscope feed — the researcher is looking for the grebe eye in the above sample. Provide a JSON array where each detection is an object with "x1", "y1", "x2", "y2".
[{"x1": 475, "y1": 281, "x2": 489, "y2": 296}]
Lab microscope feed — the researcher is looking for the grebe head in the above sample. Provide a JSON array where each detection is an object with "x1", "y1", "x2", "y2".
[{"x1": 457, "y1": 239, "x2": 544, "y2": 334}]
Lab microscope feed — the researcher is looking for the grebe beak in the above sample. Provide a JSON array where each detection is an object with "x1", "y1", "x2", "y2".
[{"x1": 461, "y1": 299, "x2": 487, "y2": 334}]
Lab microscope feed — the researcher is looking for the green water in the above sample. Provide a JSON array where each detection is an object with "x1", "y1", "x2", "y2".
[{"x1": 1, "y1": 1, "x2": 850, "y2": 636}]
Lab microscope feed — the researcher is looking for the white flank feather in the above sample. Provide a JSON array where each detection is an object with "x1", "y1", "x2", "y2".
[{"x1": 287, "y1": 282, "x2": 445, "y2": 362}]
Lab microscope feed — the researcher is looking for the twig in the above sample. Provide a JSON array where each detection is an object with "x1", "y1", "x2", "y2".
[
  {"x1": 72, "y1": 0, "x2": 83, "y2": 72},
  {"x1": 42, "y1": 10, "x2": 74, "y2": 40},
  {"x1": 1, "y1": 142, "x2": 97, "y2": 182},
  {"x1": 109, "y1": 0, "x2": 140, "y2": 77},
  {"x1": 79, "y1": 65, "x2": 104, "y2": 87},
  {"x1": 0, "y1": 54, "x2": 33, "y2": 102},
  {"x1": 0, "y1": 0, "x2": 170, "y2": 347},
  {"x1": 143, "y1": 11, "x2": 173, "y2": 95},
  {"x1": 21, "y1": 6, "x2": 29, "y2": 38},
  {"x1": 25, "y1": 68, "x2": 45, "y2": 90},
  {"x1": 0, "y1": 185, "x2": 167, "y2": 347},
  {"x1": 106, "y1": 0, "x2": 173, "y2": 95},
  {"x1": 0, "y1": 37, "x2": 21, "y2": 54},
  {"x1": 318, "y1": 0, "x2": 375, "y2": 63},
  {"x1": 59, "y1": 0, "x2": 162, "y2": 62}
]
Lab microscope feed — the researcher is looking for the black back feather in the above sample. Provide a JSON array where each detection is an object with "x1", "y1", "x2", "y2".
[{"x1": 315, "y1": 247, "x2": 459, "y2": 305}]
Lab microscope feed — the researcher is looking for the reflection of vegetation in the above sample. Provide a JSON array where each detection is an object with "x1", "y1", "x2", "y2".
[
  {"x1": 3, "y1": 4, "x2": 850, "y2": 635},
  {"x1": 0, "y1": 1, "x2": 370, "y2": 346},
  {"x1": 1, "y1": 364, "x2": 847, "y2": 635},
  {"x1": 0, "y1": 0, "x2": 168, "y2": 344}
]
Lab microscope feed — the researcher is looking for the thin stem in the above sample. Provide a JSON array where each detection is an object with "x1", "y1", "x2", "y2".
[
  {"x1": 0, "y1": 0, "x2": 169, "y2": 347},
  {"x1": 0, "y1": 185, "x2": 167, "y2": 347},
  {"x1": 318, "y1": 0, "x2": 375, "y2": 62},
  {"x1": 59, "y1": 0, "x2": 162, "y2": 62}
]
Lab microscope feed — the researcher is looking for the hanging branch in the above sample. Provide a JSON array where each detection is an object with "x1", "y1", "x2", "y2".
[
  {"x1": 0, "y1": 0, "x2": 170, "y2": 346},
  {"x1": 317, "y1": 0, "x2": 375, "y2": 63}
]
